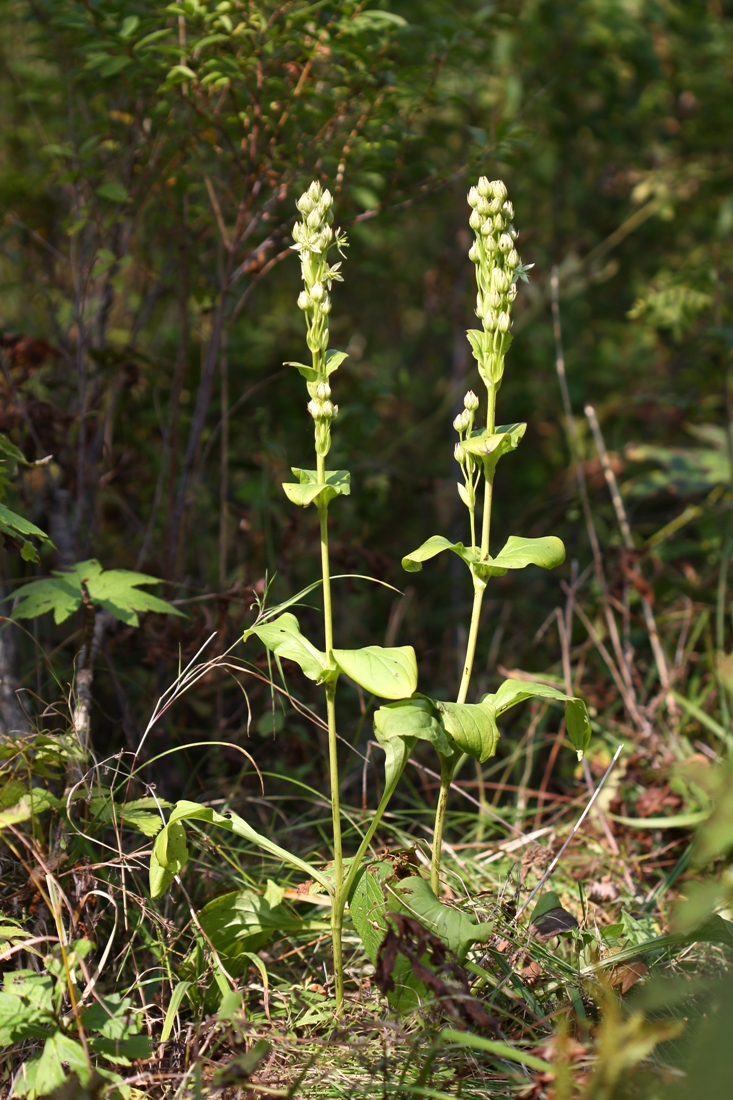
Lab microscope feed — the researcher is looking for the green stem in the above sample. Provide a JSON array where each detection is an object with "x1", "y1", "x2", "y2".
[
  {"x1": 431, "y1": 379, "x2": 498, "y2": 893},
  {"x1": 317, "y1": 453, "x2": 344, "y2": 1012},
  {"x1": 340, "y1": 752, "x2": 410, "y2": 902}
]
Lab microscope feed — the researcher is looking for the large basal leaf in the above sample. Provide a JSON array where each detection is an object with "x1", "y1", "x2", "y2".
[
  {"x1": 244, "y1": 612, "x2": 334, "y2": 684},
  {"x1": 333, "y1": 645, "x2": 418, "y2": 700},
  {"x1": 374, "y1": 696, "x2": 453, "y2": 757},
  {"x1": 282, "y1": 467, "x2": 351, "y2": 509},
  {"x1": 435, "y1": 701, "x2": 499, "y2": 763},
  {"x1": 486, "y1": 535, "x2": 565, "y2": 575},
  {"x1": 150, "y1": 800, "x2": 331, "y2": 899},
  {"x1": 10, "y1": 558, "x2": 182, "y2": 626},
  {"x1": 349, "y1": 861, "x2": 422, "y2": 1013},
  {"x1": 485, "y1": 679, "x2": 592, "y2": 760},
  {"x1": 388, "y1": 875, "x2": 493, "y2": 960},
  {"x1": 198, "y1": 889, "x2": 303, "y2": 973},
  {"x1": 462, "y1": 422, "x2": 526, "y2": 472}
]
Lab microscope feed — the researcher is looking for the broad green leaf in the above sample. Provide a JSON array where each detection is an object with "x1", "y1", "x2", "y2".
[
  {"x1": 244, "y1": 612, "x2": 333, "y2": 684},
  {"x1": 462, "y1": 422, "x2": 527, "y2": 472},
  {"x1": 487, "y1": 535, "x2": 566, "y2": 574},
  {"x1": 282, "y1": 467, "x2": 350, "y2": 508},
  {"x1": 85, "y1": 567, "x2": 184, "y2": 625},
  {"x1": 333, "y1": 645, "x2": 418, "y2": 700},
  {"x1": 486, "y1": 679, "x2": 592, "y2": 760},
  {"x1": 466, "y1": 328, "x2": 486, "y2": 363},
  {"x1": 161, "y1": 800, "x2": 331, "y2": 893},
  {"x1": 0, "y1": 800, "x2": 32, "y2": 830},
  {"x1": 488, "y1": 678, "x2": 572, "y2": 715},
  {"x1": 565, "y1": 698, "x2": 592, "y2": 759},
  {"x1": 380, "y1": 734, "x2": 416, "y2": 794},
  {"x1": 402, "y1": 534, "x2": 471, "y2": 573},
  {"x1": 9, "y1": 575, "x2": 80, "y2": 624},
  {"x1": 436, "y1": 701, "x2": 499, "y2": 763},
  {"x1": 198, "y1": 888, "x2": 303, "y2": 973},
  {"x1": 284, "y1": 360, "x2": 318, "y2": 382},
  {"x1": 149, "y1": 821, "x2": 188, "y2": 898},
  {"x1": 388, "y1": 875, "x2": 493, "y2": 960},
  {"x1": 26, "y1": 1033, "x2": 91, "y2": 1096},
  {"x1": 374, "y1": 696, "x2": 453, "y2": 757}
]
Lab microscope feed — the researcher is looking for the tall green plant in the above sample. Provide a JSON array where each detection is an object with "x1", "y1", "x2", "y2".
[{"x1": 149, "y1": 178, "x2": 592, "y2": 1017}]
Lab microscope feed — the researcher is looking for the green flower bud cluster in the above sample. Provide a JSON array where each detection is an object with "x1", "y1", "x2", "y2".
[
  {"x1": 291, "y1": 180, "x2": 348, "y2": 457},
  {"x1": 467, "y1": 177, "x2": 523, "y2": 387}
]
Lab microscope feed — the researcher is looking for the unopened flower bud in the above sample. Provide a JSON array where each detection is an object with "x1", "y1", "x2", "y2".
[
  {"x1": 476, "y1": 196, "x2": 491, "y2": 216},
  {"x1": 502, "y1": 200, "x2": 514, "y2": 219},
  {"x1": 320, "y1": 188, "x2": 333, "y2": 209},
  {"x1": 467, "y1": 186, "x2": 480, "y2": 208},
  {"x1": 488, "y1": 289, "x2": 502, "y2": 308},
  {"x1": 308, "y1": 180, "x2": 321, "y2": 203},
  {"x1": 489, "y1": 197, "x2": 503, "y2": 215},
  {"x1": 296, "y1": 192, "x2": 315, "y2": 214},
  {"x1": 484, "y1": 234, "x2": 498, "y2": 252},
  {"x1": 491, "y1": 267, "x2": 510, "y2": 292},
  {"x1": 468, "y1": 241, "x2": 481, "y2": 263},
  {"x1": 307, "y1": 399, "x2": 321, "y2": 419},
  {"x1": 332, "y1": 404, "x2": 339, "y2": 418},
  {"x1": 498, "y1": 233, "x2": 513, "y2": 254},
  {"x1": 477, "y1": 176, "x2": 491, "y2": 198},
  {"x1": 454, "y1": 441, "x2": 466, "y2": 464},
  {"x1": 316, "y1": 382, "x2": 331, "y2": 400},
  {"x1": 480, "y1": 219, "x2": 493, "y2": 237},
  {"x1": 453, "y1": 410, "x2": 470, "y2": 433},
  {"x1": 497, "y1": 310, "x2": 511, "y2": 332},
  {"x1": 306, "y1": 208, "x2": 322, "y2": 230},
  {"x1": 320, "y1": 297, "x2": 332, "y2": 314},
  {"x1": 297, "y1": 290, "x2": 311, "y2": 310},
  {"x1": 493, "y1": 213, "x2": 505, "y2": 232},
  {"x1": 321, "y1": 400, "x2": 335, "y2": 419},
  {"x1": 310, "y1": 282, "x2": 325, "y2": 302},
  {"x1": 506, "y1": 248, "x2": 519, "y2": 269},
  {"x1": 491, "y1": 180, "x2": 508, "y2": 202},
  {"x1": 510, "y1": 227, "x2": 519, "y2": 240},
  {"x1": 507, "y1": 283, "x2": 518, "y2": 302},
  {"x1": 484, "y1": 309, "x2": 498, "y2": 331},
  {"x1": 469, "y1": 209, "x2": 482, "y2": 231},
  {"x1": 464, "y1": 390, "x2": 479, "y2": 411}
]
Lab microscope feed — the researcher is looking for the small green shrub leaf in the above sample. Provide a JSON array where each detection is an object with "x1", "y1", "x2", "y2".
[
  {"x1": 436, "y1": 701, "x2": 499, "y2": 763},
  {"x1": 282, "y1": 467, "x2": 350, "y2": 508},
  {"x1": 244, "y1": 611, "x2": 334, "y2": 683},
  {"x1": 333, "y1": 645, "x2": 418, "y2": 699}
]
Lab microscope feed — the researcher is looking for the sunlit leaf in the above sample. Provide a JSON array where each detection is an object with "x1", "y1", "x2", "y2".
[{"x1": 333, "y1": 645, "x2": 418, "y2": 699}]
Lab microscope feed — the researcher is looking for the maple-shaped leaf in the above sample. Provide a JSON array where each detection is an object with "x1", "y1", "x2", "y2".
[{"x1": 9, "y1": 559, "x2": 184, "y2": 626}]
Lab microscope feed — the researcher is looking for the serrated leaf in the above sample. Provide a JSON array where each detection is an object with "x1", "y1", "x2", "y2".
[
  {"x1": 333, "y1": 645, "x2": 418, "y2": 700},
  {"x1": 436, "y1": 701, "x2": 499, "y2": 763},
  {"x1": 9, "y1": 575, "x2": 81, "y2": 624},
  {"x1": 244, "y1": 612, "x2": 333, "y2": 683},
  {"x1": 374, "y1": 696, "x2": 452, "y2": 756},
  {"x1": 282, "y1": 467, "x2": 350, "y2": 508}
]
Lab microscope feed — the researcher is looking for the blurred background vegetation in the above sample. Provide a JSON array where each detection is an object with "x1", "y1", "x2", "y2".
[{"x1": 1, "y1": 1, "x2": 733, "y2": 1094}]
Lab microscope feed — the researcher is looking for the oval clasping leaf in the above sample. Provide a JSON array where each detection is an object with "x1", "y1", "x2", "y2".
[
  {"x1": 436, "y1": 701, "x2": 499, "y2": 763},
  {"x1": 333, "y1": 645, "x2": 417, "y2": 700},
  {"x1": 244, "y1": 612, "x2": 334, "y2": 684}
]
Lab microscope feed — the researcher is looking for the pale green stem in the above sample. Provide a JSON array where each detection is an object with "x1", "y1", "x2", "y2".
[
  {"x1": 340, "y1": 752, "x2": 410, "y2": 902},
  {"x1": 317, "y1": 452, "x2": 344, "y2": 1012},
  {"x1": 431, "y1": 374, "x2": 499, "y2": 893}
]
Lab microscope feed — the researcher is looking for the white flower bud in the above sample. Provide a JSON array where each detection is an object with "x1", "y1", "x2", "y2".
[
  {"x1": 491, "y1": 180, "x2": 508, "y2": 202},
  {"x1": 477, "y1": 176, "x2": 491, "y2": 198},
  {"x1": 297, "y1": 290, "x2": 311, "y2": 310},
  {"x1": 453, "y1": 410, "x2": 470, "y2": 432},
  {"x1": 480, "y1": 219, "x2": 493, "y2": 236},
  {"x1": 468, "y1": 241, "x2": 481, "y2": 263},
  {"x1": 484, "y1": 234, "x2": 498, "y2": 252},
  {"x1": 320, "y1": 188, "x2": 333, "y2": 209},
  {"x1": 502, "y1": 200, "x2": 514, "y2": 219},
  {"x1": 497, "y1": 311, "x2": 511, "y2": 333},
  {"x1": 311, "y1": 282, "x2": 325, "y2": 302},
  {"x1": 491, "y1": 268, "x2": 510, "y2": 292},
  {"x1": 488, "y1": 289, "x2": 502, "y2": 308},
  {"x1": 320, "y1": 327, "x2": 330, "y2": 350},
  {"x1": 506, "y1": 248, "x2": 519, "y2": 269},
  {"x1": 476, "y1": 196, "x2": 491, "y2": 216},
  {"x1": 467, "y1": 186, "x2": 480, "y2": 208},
  {"x1": 464, "y1": 390, "x2": 479, "y2": 411},
  {"x1": 489, "y1": 198, "x2": 503, "y2": 215},
  {"x1": 484, "y1": 309, "x2": 498, "y2": 331},
  {"x1": 498, "y1": 233, "x2": 513, "y2": 253},
  {"x1": 296, "y1": 192, "x2": 315, "y2": 214},
  {"x1": 493, "y1": 213, "x2": 505, "y2": 232},
  {"x1": 321, "y1": 400, "x2": 335, "y2": 419},
  {"x1": 316, "y1": 382, "x2": 331, "y2": 400},
  {"x1": 308, "y1": 180, "x2": 322, "y2": 203},
  {"x1": 469, "y1": 209, "x2": 482, "y2": 231},
  {"x1": 320, "y1": 297, "x2": 332, "y2": 314},
  {"x1": 307, "y1": 208, "x2": 322, "y2": 230},
  {"x1": 308, "y1": 399, "x2": 321, "y2": 419},
  {"x1": 332, "y1": 404, "x2": 339, "y2": 418},
  {"x1": 454, "y1": 441, "x2": 466, "y2": 464},
  {"x1": 507, "y1": 283, "x2": 518, "y2": 302},
  {"x1": 510, "y1": 227, "x2": 518, "y2": 240}
]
